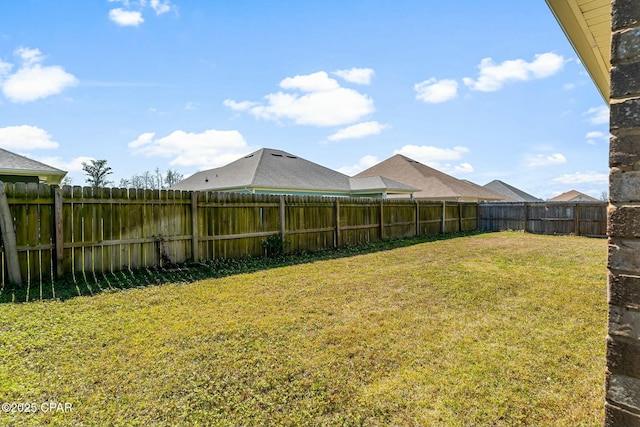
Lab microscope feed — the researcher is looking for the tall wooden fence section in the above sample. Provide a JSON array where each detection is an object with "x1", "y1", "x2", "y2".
[
  {"x1": 478, "y1": 202, "x2": 607, "y2": 237},
  {"x1": 0, "y1": 183, "x2": 478, "y2": 287}
]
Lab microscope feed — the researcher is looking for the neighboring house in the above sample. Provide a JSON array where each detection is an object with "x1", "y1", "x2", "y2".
[
  {"x1": 548, "y1": 190, "x2": 599, "y2": 202},
  {"x1": 171, "y1": 148, "x2": 417, "y2": 199},
  {"x1": 483, "y1": 180, "x2": 543, "y2": 202},
  {"x1": 0, "y1": 147, "x2": 66, "y2": 184},
  {"x1": 354, "y1": 154, "x2": 504, "y2": 202}
]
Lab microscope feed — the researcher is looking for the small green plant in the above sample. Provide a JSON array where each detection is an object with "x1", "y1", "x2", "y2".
[{"x1": 261, "y1": 233, "x2": 284, "y2": 257}]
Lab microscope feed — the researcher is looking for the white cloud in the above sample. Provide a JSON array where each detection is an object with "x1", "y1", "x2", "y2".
[
  {"x1": 0, "y1": 125, "x2": 59, "y2": 150},
  {"x1": 586, "y1": 131, "x2": 604, "y2": 139},
  {"x1": 414, "y1": 78, "x2": 458, "y2": 103},
  {"x1": 584, "y1": 105, "x2": 609, "y2": 125},
  {"x1": 0, "y1": 47, "x2": 77, "y2": 102},
  {"x1": 332, "y1": 68, "x2": 374, "y2": 85},
  {"x1": 128, "y1": 129, "x2": 253, "y2": 169},
  {"x1": 463, "y1": 52, "x2": 565, "y2": 92},
  {"x1": 109, "y1": 8, "x2": 144, "y2": 26},
  {"x1": 337, "y1": 155, "x2": 379, "y2": 175},
  {"x1": 150, "y1": 0, "x2": 171, "y2": 14},
  {"x1": 327, "y1": 121, "x2": 388, "y2": 141},
  {"x1": 225, "y1": 71, "x2": 375, "y2": 127},
  {"x1": 37, "y1": 156, "x2": 94, "y2": 172},
  {"x1": 107, "y1": 0, "x2": 173, "y2": 25},
  {"x1": 526, "y1": 153, "x2": 567, "y2": 167},
  {"x1": 586, "y1": 131, "x2": 608, "y2": 145},
  {"x1": 394, "y1": 144, "x2": 469, "y2": 162},
  {"x1": 223, "y1": 99, "x2": 258, "y2": 111},
  {"x1": 453, "y1": 163, "x2": 474, "y2": 173},
  {"x1": 552, "y1": 171, "x2": 608, "y2": 185},
  {"x1": 184, "y1": 101, "x2": 199, "y2": 110},
  {"x1": 280, "y1": 71, "x2": 340, "y2": 92},
  {"x1": 15, "y1": 47, "x2": 43, "y2": 66},
  {"x1": 0, "y1": 59, "x2": 13, "y2": 76}
]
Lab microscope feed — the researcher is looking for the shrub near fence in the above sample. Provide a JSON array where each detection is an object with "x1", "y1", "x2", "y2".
[
  {"x1": 0, "y1": 182, "x2": 478, "y2": 287},
  {"x1": 478, "y1": 202, "x2": 607, "y2": 237}
]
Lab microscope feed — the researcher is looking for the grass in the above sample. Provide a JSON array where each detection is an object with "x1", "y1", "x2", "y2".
[
  {"x1": 0, "y1": 231, "x2": 606, "y2": 426},
  {"x1": 0, "y1": 231, "x2": 481, "y2": 304}
]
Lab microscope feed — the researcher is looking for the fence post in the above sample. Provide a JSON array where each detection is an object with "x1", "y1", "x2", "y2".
[
  {"x1": 523, "y1": 202, "x2": 529, "y2": 233},
  {"x1": 279, "y1": 195, "x2": 286, "y2": 246},
  {"x1": 415, "y1": 200, "x2": 420, "y2": 236},
  {"x1": 334, "y1": 198, "x2": 341, "y2": 248},
  {"x1": 0, "y1": 182, "x2": 21, "y2": 284},
  {"x1": 191, "y1": 191, "x2": 199, "y2": 261},
  {"x1": 441, "y1": 201, "x2": 446, "y2": 234},
  {"x1": 458, "y1": 202, "x2": 463, "y2": 232},
  {"x1": 53, "y1": 186, "x2": 64, "y2": 278},
  {"x1": 379, "y1": 200, "x2": 384, "y2": 240}
]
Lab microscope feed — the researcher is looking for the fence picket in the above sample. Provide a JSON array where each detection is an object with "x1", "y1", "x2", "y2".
[{"x1": 6, "y1": 183, "x2": 587, "y2": 288}]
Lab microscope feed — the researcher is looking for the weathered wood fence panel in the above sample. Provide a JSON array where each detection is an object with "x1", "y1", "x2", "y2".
[
  {"x1": 478, "y1": 202, "x2": 607, "y2": 237},
  {"x1": 0, "y1": 182, "x2": 480, "y2": 287}
]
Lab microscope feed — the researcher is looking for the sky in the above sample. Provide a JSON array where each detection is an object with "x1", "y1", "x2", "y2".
[{"x1": 0, "y1": 0, "x2": 609, "y2": 200}]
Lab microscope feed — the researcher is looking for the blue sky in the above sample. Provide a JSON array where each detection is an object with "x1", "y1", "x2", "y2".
[{"x1": 0, "y1": 1, "x2": 608, "y2": 199}]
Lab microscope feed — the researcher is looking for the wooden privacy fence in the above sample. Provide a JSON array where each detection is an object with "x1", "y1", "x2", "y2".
[
  {"x1": 0, "y1": 182, "x2": 478, "y2": 286},
  {"x1": 478, "y1": 202, "x2": 607, "y2": 237}
]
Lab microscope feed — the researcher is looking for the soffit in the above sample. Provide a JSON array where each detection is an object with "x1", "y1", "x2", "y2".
[{"x1": 546, "y1": 0, "x2": 610, "y2": 102}]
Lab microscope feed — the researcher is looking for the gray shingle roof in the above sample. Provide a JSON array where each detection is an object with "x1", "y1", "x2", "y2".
[
  {"x1": 171, "y1": 148, "x2": 416, "y2": 196},
  {"x1": 483, "y1": 180, "x2": 542, "y2": 202},
  {"x1": 355, "y1": 154, "x2": 504, "y2": 201},
  {"x1": 0, "y1": 147, "x2": 65, "y2": 173},
  {"x1": 172, "y1": 148, "x2": 351, "y2": 192},
  {"x1": 349, "y1": 176, "x2": 418, "y2": 193}
]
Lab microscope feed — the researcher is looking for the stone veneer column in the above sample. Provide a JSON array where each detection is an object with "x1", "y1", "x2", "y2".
[{"x1": 607, "y1": 1, "x2": 640, "y2": 425}]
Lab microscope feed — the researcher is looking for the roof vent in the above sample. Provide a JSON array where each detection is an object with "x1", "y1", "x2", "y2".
[
  {"x1": 244, "y1": 154, "x2": 254, "y2": 158},
  {"x1": 271, "y1": 153, "x2": 283, "y2": 157},
  {"x1": 286, "y1": 155, "x2": 297, "y2": 159}
]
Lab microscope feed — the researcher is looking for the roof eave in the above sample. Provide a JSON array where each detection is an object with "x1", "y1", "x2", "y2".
[
  {"x1": 0, "y1": 168, "x2": 67, "y2": 185},
  {"x1": 545, "y1": 0, "x2": 610, "y2": 103}
]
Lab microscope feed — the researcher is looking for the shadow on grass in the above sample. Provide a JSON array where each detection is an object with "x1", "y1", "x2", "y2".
[{"x1": 0, "y1": 230, "x2": 487, "y2": 304}]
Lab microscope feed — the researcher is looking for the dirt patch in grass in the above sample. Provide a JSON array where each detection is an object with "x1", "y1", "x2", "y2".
[{"x1": 0, "y1": 232, "x2": 606, "y2": 426}]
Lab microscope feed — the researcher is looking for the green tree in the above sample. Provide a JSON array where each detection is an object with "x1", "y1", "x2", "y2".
[
  {"x1": 82, "y1": 159, "x2": 113, "y2": 188},
  {"x1": 164, "y1": 169, "x2": 184, "y2": 187}
]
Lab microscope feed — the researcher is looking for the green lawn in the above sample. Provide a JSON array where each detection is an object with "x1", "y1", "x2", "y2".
[{"x1": 0, "y1": 232, "x2": 606, "y2": 426}]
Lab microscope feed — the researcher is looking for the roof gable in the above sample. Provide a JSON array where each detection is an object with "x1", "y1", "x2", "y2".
[
  {"x1": 355, "y1": 154, "x2": 504, "y2": 201},
  {"x1": 549, "y1": 189, "x2": 599, "y2": 202}
]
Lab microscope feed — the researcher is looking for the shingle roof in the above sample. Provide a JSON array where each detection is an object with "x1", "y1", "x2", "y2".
[
  {"x1": 349, "y1": 176, "x2": 417, "y2": 193},
  {"x1": 171, "y1": 148, "x2": 417, "y2": 196},
  {"x1": 0, "y1": 148, "x2": 65, "y2": 174},
  {"x1": 483, "y1": 180, "x2": 543, "y2": 202},
  {"x1": 172, "y1": 148, "x2": 350, "y2": 192},
  {"x1": 548, "y1": 189, "x2": 599, "y2": 202},
  {"x1": 355, "y1": 154, "x2": 504, "y2": 201}
]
